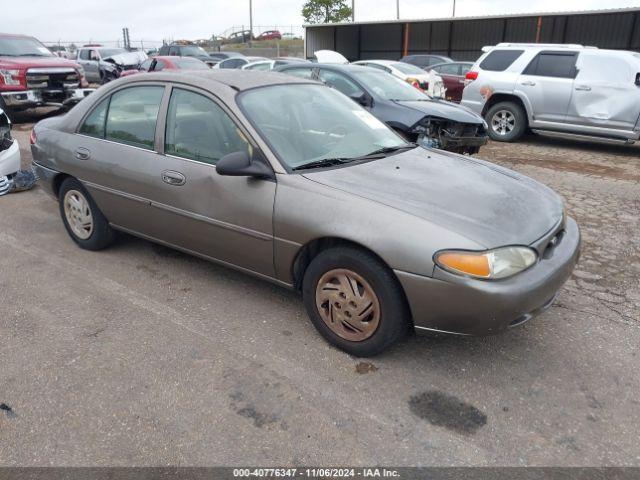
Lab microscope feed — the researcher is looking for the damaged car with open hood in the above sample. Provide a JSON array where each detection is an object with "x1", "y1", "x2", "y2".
[
  {"x1": 0, "y1": 106, "x2": 21, "y2": 195},
  {"x1": 278, "y1": 63, "x2": 488, "y2": 154},
  {"x1": 76, "y1": 46, "x2": 147, "y2": 84}
]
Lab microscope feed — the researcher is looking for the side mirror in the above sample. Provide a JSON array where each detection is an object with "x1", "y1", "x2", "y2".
[
  {"x1": 350, "y1": 92, "x2": 370, "y2": 107},
  {"x1": 216, "y1": 150, "x2": 274, "y2": 180},
  {"x1": 635, "y1": 73, "x2": 640, "y2": 86}
]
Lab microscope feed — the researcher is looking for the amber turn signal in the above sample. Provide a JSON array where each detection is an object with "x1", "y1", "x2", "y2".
[{"x1": 435, "y1": 251, "x2": 491, "y2": 278}]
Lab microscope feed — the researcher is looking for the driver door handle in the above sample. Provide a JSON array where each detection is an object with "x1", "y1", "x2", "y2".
[
  {"x1": 161, "y1": 170, "x2": 186, "y2": 186},
  {"x1": 521, "y1": 80, "x2": 536, "y2": 86},
  {"x1": 575, "y1": 85, "x2": 591, "y2": 91}
]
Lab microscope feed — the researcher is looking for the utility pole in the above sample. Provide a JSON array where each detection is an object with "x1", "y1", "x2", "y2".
[
  {"x1": 452, "y1": 0, "x2": 456, "y2": 17},
  {"x1": 396, "y1": 0, "x2": 400, "y2": 20},
  {"x1": 352, "y1": 0, "x2": 355, "y2": 22},
  {"x1": 249, "y1": 0, "x2": 253, "y2": 48}
]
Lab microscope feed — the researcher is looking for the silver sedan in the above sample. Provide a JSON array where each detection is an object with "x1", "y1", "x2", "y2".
[{"x1": 31, "y1": 71, "x2": 580, "y2": 356}]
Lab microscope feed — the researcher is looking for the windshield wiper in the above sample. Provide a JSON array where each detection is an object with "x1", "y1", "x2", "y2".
[
  {"x1": 358, "y1": 143, "x2": 417, "y2": 159},
  {"x1": 292, "y1": 144, "x2": 417, "y2": 171},
  {"x1": 292, "y1": 158, "x2": 353, "y2": 171}
]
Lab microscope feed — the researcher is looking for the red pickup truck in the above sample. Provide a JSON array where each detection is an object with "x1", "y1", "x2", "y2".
[{"x1": 0, "y1": 33, "x2": 93, "y2": 119}]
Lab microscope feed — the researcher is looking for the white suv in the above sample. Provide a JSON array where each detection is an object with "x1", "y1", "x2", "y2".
[{"x1": 461, "y1": 43, "x2": 640, "y2": 143}]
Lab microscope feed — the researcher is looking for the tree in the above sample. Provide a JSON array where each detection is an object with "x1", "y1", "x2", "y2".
[{"x1": 302, "y1": 0, "x2": 352, "y2": 24}]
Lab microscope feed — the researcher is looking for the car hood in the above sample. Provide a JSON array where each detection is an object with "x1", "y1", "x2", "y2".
[
  {"x1": 103, "y1": 51, "x2": 147, "y2": 66},
  {"x1": 394, "y1": 99, "x2": 484, "y2": 124},
  {"x1": 302, "y1": 148, "x2": 563, "y2": 248},
  {"x1": 0, "y1": 56, "x2": 80, "y2": 70}
]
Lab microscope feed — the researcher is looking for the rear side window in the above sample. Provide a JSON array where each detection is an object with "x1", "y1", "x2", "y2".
[
  {"x1": 105, "y1": 86, "x2": 164, "y2": 150},
  {"x1": 79, "y1": 98, "x2": 109, "y2": 138},
  {"x1": 165, "y1": 88, "x2": 249, "y2": 165},
  {"x1": 523, "y1": 52, "x2": 578, "y2": 79},
  {"x1": 480, "y1": 50, "x2": 524, "y2": 71}
]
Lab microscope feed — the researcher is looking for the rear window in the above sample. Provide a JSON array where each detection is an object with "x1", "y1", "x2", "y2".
[{"x1": 479, "y1": 50, "x2": 524, "y2": 71}]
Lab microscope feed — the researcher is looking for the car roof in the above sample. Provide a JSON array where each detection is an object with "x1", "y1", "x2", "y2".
[
  {"x1": 137, "y1": 70, "x2": 316, "y2": 91},
  {"x1": 355, "y1": 60, "x2": 397, "y2": 66},
  {"x1": 281, "y1": 63, "x2": 373, "y2": 74}
]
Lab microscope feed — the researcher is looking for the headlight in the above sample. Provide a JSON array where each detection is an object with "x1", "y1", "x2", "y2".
[
  {"x1": 434, "y1": 246, "x2": 538, "y2": 280},
  {"x1": 0, "y1": 69, "x2": 21, "y2": 86}
]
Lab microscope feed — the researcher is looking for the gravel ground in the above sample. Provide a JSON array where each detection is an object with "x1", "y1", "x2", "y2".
[{"x1": 0, "y1": 111, "x2": 638, "y2": 466}]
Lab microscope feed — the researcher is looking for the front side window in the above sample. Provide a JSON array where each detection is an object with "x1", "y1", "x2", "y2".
[
  {"x1": 105, "y1": 86, "x2": 164, "y2": 150},
  {"x1": 435, "y1": 63, "x2": 459, "y2": 75},
  {"x1": 246, "y1": 62, "x2": 272, "y2": 71},
  {"x1": 238, "y1": 84, "x2": 405, "y2": 170},
  {"x1": 78, "y1": 49, "x2": 90, "y2": 60},
  {"x1": 79, "y1": 97, "x2": 109, "y2": 138},
  {"x1": 153, "y1": 60, "x2": 166, "y2": 71},
  {"x1": 165, "y1": 88, "x2": 249, "y2": 165},
  {"x1": 523, "y1": 52, "x2": 577, "y2": 79},
  {"x1": 480, "y1": 49, "x2": 524, "y2": 71},
  {"x1": 318, "y1": 70, "x2": 364, "y2": 97}
]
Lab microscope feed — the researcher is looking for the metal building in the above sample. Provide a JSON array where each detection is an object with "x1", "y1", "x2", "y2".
[{"x1": 304, "y1": 7, "x2": 640, "y2": 61}]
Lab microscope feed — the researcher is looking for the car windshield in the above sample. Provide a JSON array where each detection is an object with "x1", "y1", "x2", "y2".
[
  {"x1": 174, "y1": 58, "x2": 208, "y2": 69},
  {"x1": 181, "y1": 46, "x2": 208, "y2": 56},
  {"x1": 351, "y1": 70, "x2": 429, "y2": 101},
  {"x1": 239, "y1": 84, "x2": 409, "y2": 170},
  {"x1": 392, "y1": 62, "x2": 425, "y2": 75},
  {"x1": 0, "y1": 37, "x2": 54, "y2": 57},
  {"x1": 98, "y1": 48, "x2": 126, "y2": 58}
]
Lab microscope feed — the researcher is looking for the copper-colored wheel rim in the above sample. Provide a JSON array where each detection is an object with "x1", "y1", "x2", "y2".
[{"x1": 315, "y1": 269, "x2": 381, "y2": 342}]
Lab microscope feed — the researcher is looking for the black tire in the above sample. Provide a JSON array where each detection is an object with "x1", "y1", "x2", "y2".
[
  {"x1": 302, "y1": 246, "x2": 410, "y2": 357},
  {"x1": 485, "y1": 101, "x2": 527, "y2": 142},
  {"x1": 58, "y1": 177, "x2": 115, "y2": 250}
]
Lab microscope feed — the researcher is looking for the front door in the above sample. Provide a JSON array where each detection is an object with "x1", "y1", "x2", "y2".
[
  {"x1": 566, "y1": 51, "x2": 640, "y2": 132},
  {"x1": 516, "y1": 51, "x2": 578, "y2": 124},
  {"x1": 145, "y1": 86, "x2": 276, "y2": 277},
  {"x1": 77, "y1": 49, "x2": 101, "y2": 83}
]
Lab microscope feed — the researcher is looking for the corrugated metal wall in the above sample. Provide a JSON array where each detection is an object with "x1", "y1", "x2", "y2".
[{"x1": 305, "y1": 9, "x2": 640, "y2": 62}]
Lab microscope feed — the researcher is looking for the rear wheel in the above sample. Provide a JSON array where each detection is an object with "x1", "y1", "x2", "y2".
[
  {"x1": 485, "y1": 101, "x2": 526, "y2": 142},
  {"x1": 302, "y1": 246, "x2": 410, "y2": 357},
  {"x1": 58, "y1": 177, "x2": 115, "y2": 250}
]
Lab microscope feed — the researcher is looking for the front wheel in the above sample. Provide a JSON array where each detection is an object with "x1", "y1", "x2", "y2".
[
  {"x1": 58, "y1": 177, "x2": 115, "y2": 250},
  {"x1": 302, "y1": 246, "x2": 410, "y2": 357},
  {"x1": 485, "y1": 101, "x2": 527, "y2": 142}
]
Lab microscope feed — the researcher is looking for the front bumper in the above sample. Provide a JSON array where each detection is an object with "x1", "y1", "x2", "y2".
[
  {"x1": 0, "y1": 138, "x2": 21, "y2": 177},
  {"x1": 1, "y1": 88, "x2": 94, "y2": 110},
  {"x1": 395, "y1": 217, "x2": 581, "y2": 336}
]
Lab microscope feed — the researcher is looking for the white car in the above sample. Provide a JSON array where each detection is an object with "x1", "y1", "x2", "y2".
[
  {"x1": 0, "y1": 107, "x2": 21, "y2": 183},
  {"x1": 352, "y1": 59, "x2": 446, "y2": 98}
]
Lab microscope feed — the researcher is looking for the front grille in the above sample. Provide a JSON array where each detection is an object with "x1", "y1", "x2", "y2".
[
  {"x1": 26, "y1": 68, "x2": 79, "y2": 90},
  {"x1": 444, "y1": 122, "x2": 480, "y2": 138}
]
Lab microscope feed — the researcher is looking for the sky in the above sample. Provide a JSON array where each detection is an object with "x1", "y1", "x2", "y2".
[{"x1": 3, "y1": 0, "x2": 639, "y2": 47}]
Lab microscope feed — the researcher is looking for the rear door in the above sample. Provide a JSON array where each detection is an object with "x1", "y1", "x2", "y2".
[
  {"x1": 517, "y1": 51, "x2": 578, "y2": 124},
  {"x1": 566, "y1": 51, "x2": 640, "y2": 132},
  {"x1": 74, "y1": 84, "x2": 166, "y2": 234}
]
